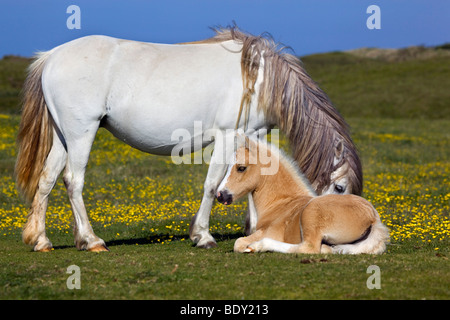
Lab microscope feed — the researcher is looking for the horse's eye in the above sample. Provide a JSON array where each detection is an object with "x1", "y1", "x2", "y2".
[
  {"x1": 237, "y1": 166, "x2": 247, "y2": 173},
  {"x1": 334, "y1": 185, "x2": 345, "y2": 193}
]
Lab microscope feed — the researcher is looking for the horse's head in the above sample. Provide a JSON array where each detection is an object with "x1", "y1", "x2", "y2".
[{"x1": 312, "y1": 139, "x2": 362, "y2": 196}]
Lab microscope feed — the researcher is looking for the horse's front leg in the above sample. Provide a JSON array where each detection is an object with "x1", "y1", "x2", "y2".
[
  {"x1": 190, "y1": 132, "x2": 234, "y2": 248},
  {"x1": 189, "y1": 160, "x2": 227, "y2": 248}
]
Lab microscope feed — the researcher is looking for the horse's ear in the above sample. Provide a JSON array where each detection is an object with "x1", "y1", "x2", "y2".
[{"x1": 335, "y1": 139, "x2": 344, "y2": 161}]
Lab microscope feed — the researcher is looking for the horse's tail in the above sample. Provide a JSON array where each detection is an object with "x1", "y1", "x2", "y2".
[
  {"x1": 15, "y1": 51, "x2": 54, "y2": 204},
  {"x1": 331, "y1": 218, "x2": 390, "y2": 255}
]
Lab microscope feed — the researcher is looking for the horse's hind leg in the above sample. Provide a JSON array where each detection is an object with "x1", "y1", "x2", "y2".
[
  {"x1": 63, "y1": 122, "x2": 108, "y2": 252},
  {"x1": 23, "y1": 131, "x2": 67, "y2": 252}
]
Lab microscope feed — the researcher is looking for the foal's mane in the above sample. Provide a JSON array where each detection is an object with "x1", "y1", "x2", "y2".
[
  {"x1": 248, "y1": 137, "x2": 317, "y2": 197},
  {"x1": 196, "y1": 25, "x2": 363, "y2": 195}
]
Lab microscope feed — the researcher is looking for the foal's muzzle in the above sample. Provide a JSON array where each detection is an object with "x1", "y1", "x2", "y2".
[{"x1": 217, "y1": 190, "x2": 233, "y2": 205}]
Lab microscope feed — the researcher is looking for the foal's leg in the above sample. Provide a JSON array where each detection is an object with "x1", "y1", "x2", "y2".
[
  {"x1": 63, "y1": 122, "x2": 108, "y2": 252},
  {"x1": 22, "y1": 131, "x2": 67, "y2": 252},
  {"x1": 245, "y1": 238, "x2": 297, "y2": 253},
  {"x1": 234, "y1": 230, "x2": 264, "y2": 252},
  {"x1": 246, "y1": 238, "x2": 326, "y2": 254},
  {"x1": 247, "y1": 211, "x2": 325, "y2": 254},
  {"x1": 244, "y1": 193, "x2": 258, "y2": 235},
  {"x1": 246, "y1": 238, "x2": 332, "y2": 254}
]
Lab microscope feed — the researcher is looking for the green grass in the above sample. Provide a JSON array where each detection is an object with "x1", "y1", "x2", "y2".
[
  {"x1": 0, "y1": 234, "x2": 447, "y2": 299},
  {"x1": 0, "y1": 56, "x2": 30, "y2": 115},
  {"x1": 0, "y1": 49, "x2": 449, "y2": 300}
]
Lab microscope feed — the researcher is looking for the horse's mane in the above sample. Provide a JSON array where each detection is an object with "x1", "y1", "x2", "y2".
[{"x1": 198, "y1": 25, "x2": 362, "y2": 195}]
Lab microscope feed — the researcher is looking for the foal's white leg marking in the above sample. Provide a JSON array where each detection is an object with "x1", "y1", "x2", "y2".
[
  {"x1": 23, "y1": 130, "x2": 67, "y2": 251},
  {"x1": 245, "y1": 193, "x2": 258, "y2": 235},
  {"x1": 246, "y1": 238, "x2": 332, "y2": 254},
  {"x1": 246, "y1": 238, "x2": 297, "y2": 253}
]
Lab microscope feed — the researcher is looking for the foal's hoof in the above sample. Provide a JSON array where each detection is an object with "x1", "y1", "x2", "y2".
[
  {"x1": 244, "y1": 247, "x2": 255, "y2": 253},
  {"x1": 36, "y1": 246, "x2": 53, "y2": 252},
  {"x1": 197, "y1": 241, "x2": 217, "y2": 249},
  {"x1": 88, "y1": 244, "x2": 110, "y2": 252}
]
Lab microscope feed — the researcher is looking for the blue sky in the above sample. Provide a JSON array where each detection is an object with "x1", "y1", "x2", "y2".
[{"x1": 1, "y1": 0, "x2": 449, "y2": 58}]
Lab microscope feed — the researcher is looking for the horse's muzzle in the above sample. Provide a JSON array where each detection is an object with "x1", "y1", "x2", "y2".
[{"x1": 217, "y1": 190, "x2": 233, "y2": 205}]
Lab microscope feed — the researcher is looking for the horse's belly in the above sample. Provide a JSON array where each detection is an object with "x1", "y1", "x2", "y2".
[{"x1": 102, "y1": 117, "x2": 213, "y2": 155}]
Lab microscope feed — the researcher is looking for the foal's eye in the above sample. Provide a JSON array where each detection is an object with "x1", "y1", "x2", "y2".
[
  {"x1": 237, "y1": 166, "x2": 247, "y2": 173},
  {"x1": 334, "y1": 185, "x2": 345, "y2": 193}
]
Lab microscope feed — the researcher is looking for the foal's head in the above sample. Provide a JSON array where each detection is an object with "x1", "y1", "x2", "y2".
[{"x1": 216, "y1": 139, "x2": 265, "y2": 205}]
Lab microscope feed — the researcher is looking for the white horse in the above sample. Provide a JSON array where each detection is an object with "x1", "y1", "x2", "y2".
[{"x1": 15, "y1": 26, "x2": 362, "y2": 252}]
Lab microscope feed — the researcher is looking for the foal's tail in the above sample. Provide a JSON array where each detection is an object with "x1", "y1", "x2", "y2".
[
  {"x1": 332, "y1": 219, "x2": 390, "y2": 255},
  {"x1": 15, "y1": 51, "x2": 54, "y2": 204}
]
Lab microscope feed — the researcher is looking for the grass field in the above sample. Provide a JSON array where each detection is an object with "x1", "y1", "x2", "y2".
[{"x1": 0, "y1": 47, "x2": 449, "y2": 300}]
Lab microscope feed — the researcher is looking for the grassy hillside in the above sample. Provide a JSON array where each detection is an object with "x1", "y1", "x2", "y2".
[
  {"x1": 0, "y1": 55, "x2": 30, "y2": 115},
  {"x1": 301, "y1": 46, "x2": 450, "y2": 119}
]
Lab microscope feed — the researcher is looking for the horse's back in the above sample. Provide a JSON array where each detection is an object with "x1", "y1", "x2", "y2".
[
  {"x1": 40, "y1": 35, "x2": 250, "y2": 153},
  {"x1": 41, "y1": 35, "x2": 119, "y2": 134}
]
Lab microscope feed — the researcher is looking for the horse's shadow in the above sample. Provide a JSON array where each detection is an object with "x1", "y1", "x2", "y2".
[
  {"x1": 50, "y1": 233, "x2": 242, "y2": 251},
  {"x1": 105, "y1": 232, "x2": 242, "y2": 248}
]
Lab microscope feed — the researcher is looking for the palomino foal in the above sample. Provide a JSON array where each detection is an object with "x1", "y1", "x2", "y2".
[{"x1": 217, "y1": 136, "x2": 389, "y2": 254}]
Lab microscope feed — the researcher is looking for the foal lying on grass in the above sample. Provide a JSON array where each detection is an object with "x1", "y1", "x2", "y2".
[{"x1": 216, "y1": 135, "x2": 389, "y2": 254}]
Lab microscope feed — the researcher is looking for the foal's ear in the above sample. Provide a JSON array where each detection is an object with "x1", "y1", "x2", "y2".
[
  {"x1": 244, "y1": 136, "x2": 251, "y2": 150},
  {"x1": 335, "y1": 139, "x2": 345, "y2": 161},
  {"x1": 235, "y1": 132, "x2": 247, "y2": 149}
]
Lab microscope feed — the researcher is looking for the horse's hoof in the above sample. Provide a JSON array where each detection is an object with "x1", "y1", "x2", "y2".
[
  {"x1": 88, "y1": 244, "x2": 110, "y2": 252},
  {"x1": 36, "y1": 246, "x2": 53, "y2": 252},
  {"x1": 197, "y1": 241, "x2": 217, "y2": 249}
]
